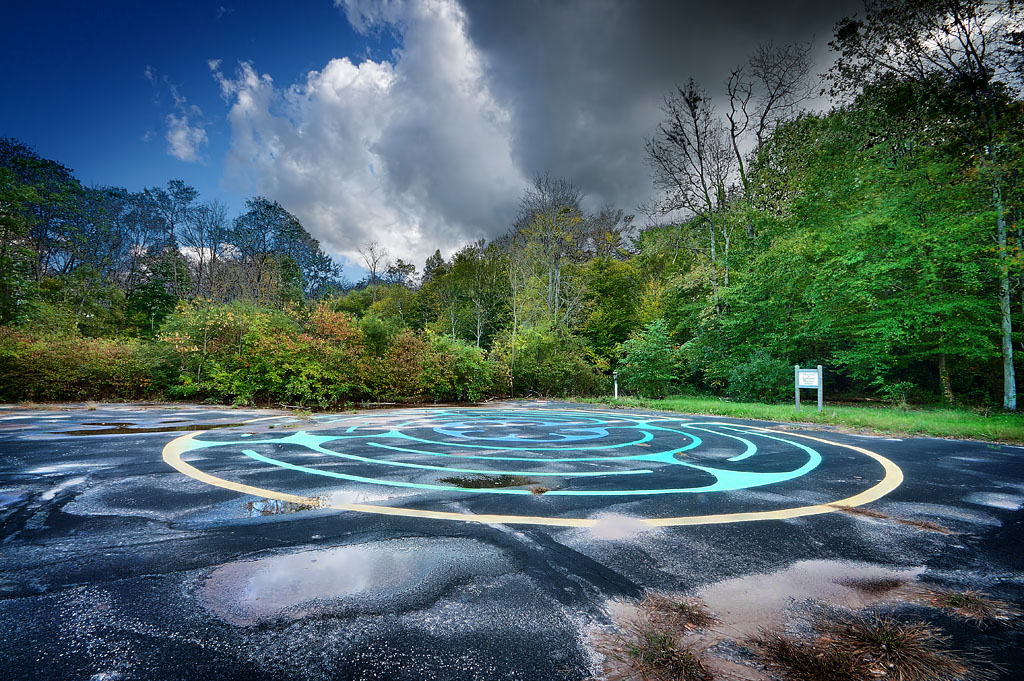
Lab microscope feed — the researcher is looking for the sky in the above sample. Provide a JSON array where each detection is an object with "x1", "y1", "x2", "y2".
[{"x1": 0, "y1": 0, "x2": 860, "y2": 276}]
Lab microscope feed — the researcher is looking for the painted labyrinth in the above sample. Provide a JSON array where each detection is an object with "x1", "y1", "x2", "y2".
[{"x1": 164, "y1": 407, "x2": 902, "y2": 526}]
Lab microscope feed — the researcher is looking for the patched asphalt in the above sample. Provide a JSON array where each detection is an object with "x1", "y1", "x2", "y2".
[{"x1": 0, "y1": 401, "x2": 1022, "y2": 680}]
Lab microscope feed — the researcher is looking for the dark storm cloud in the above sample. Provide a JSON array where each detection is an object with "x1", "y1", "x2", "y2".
[
  {"x1": 462, "y1": 0, "x2": 861, "y2": 216},
  {"x1": 217, "y1": 0, "x2": 862, "y2": 267}
]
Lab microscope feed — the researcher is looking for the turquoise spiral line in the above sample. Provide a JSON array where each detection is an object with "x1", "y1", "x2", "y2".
[{"x1": 178, "y1": 409, "x2": 823, "y2": 497}]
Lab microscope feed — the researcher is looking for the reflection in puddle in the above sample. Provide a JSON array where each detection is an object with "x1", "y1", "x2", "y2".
[
  {"x1": 201, "y1": 538, "x2": 508, "y2": 625},
  {"x1": 586, "y1": 513, "x2": 663, "y2": 541},
  {"x1": 698, "y1": 559, "x2": 923, "y2": 639},
  {"x1": 600, "y1": 559, "x2": 924, "y2": 680},
  {"x1": 56, "y1": 422, "x2": 247, "y2": 436},
  {"x1": 964, "y1": 492, "x2": 1024, "y2": 510},
  {"x1": 245, "y1": 497, "x2": 326, "y2": 517}
]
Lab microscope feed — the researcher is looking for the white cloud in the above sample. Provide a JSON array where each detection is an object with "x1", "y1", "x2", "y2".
[
  {"x1": 212, "y1": 0, "x2": 526, "y2": 268},
  {"x1": 166, "y1": 113, "x2": 208, "y2": 162},
  {"x1": 145, "y1": 65, "x2": 210, "y2": 164}
]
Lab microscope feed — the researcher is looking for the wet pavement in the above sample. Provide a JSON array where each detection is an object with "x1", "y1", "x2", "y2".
[{"x1": 0, "y1": 401, "x2": 1022, "y2": 680}]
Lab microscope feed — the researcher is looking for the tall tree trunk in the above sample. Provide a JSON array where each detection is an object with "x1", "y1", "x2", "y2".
[
  {"x1": 939, "y1": 353, "x2": 954, "y2": 405},
  {"x1": 996, "y1": 183, "x2": 1017, "y2": 410}
]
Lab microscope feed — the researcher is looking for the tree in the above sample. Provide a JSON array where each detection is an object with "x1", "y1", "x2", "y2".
[
  {"x1": 231, "y1": 197, "x2": 335, "y2": 304},
  {"x1": 726, "y1": 42, "x2": 814, "y2": 237},
  {"x1": 645, "y1": 80, "x2": 735, "y2": 303},
  {"x1": 829, "y1": 0, "x2": 1023, "y2": 408},
  {"x1": 145, "y1": 180, "x2": 198, "y2": 299},
  {"x1": 617, "y1": 319, "x2": 678, "y2": 398},
  {"x1": 179, "y1": 200, "x2": 228, "y2": 299}
]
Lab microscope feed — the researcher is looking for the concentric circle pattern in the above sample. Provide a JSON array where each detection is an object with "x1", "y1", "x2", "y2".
[{"x1": 163, "y1": 407, "x2": 903, "y2": 526}]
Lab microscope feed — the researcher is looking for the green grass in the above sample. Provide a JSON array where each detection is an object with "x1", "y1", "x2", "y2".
[{"x1": 579, "y1": 395, "x2": 1024, "y2": 443}]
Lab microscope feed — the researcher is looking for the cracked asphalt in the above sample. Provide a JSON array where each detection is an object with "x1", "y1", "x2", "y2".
[{"x1": 0, "y1": 401, "x2": 1022, "y2": 680}]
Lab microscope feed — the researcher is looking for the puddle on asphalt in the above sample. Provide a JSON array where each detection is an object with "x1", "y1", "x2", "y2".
[
  {"x1": 696, "y1": 559, "x2": 924, "y2": 639},
  {"x1": 0, "y1": 492, "x2": 26, "y2": 508},
  {"x1": 599, "y1": 559, "x2": 924, "y2": 680},
  {"x1": 245, "y1": 497, "x2": 326, "y2": 517},
  {"x1": 438, "y1": 473, "x2": 538, "y2": 489},
  {"x1": 55, "y1": 422, "x2": 248, "y2": 436},
  {"x1": 964, "y1": 492, "x2": 1024, "y2": 510},
  {"x1": 200, "y1": 537, "x2": 508, "y2": 625},
  {"x1": 586, "y1": 513, "x2": 662, "y2": 541}
]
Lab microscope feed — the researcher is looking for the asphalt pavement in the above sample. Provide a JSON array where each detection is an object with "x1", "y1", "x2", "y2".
[{"x1": 1, "y1": 401, "x2": 1021, "y2": 680}]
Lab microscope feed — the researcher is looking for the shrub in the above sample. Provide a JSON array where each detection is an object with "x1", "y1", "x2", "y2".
[
  {"x1": 161, "y1": 301, "x2": 370, "y2": 406},
  {"x1": 726, "y1": 350, "x2": 793, "y2": 403},
  {"x1": 420, "y1": 334, "x2": 494, "y2": 402},
  {"x1": 0, "y1": 327, "x2": 167, "y2": 401},
  {"x1": 367, "y1": 330, "x2": 427, "y2": 402},
  {"x1": 491, "y1": 327, "x2": 603, "y2": 397},
  {"x1": 616, "y1": 318, "x2": 678, "y2": 398}
]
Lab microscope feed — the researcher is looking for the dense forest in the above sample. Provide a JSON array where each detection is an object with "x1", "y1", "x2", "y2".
[{"x1": 2, "y1": 0, "x2": 1022, "y2": 409}]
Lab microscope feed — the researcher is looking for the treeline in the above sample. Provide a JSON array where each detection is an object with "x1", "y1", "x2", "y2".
[{"x1": 2, "y1": 0, "x2": 1023, "y2": 408}]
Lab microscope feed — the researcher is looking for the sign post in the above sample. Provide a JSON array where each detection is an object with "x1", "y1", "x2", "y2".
[
  {"x1": 613, "y1": 371, "x2": 619, "y2": 400},
  {"x1": 795, "y1": 365, "x2": 823, "y2": 413}
]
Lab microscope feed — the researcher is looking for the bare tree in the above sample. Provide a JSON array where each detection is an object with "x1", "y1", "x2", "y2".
[
  {"x1": 645, "y1": 80, "x2": 734, "y2": 299},
  {"x1": 726, "y1": 42, "x2": 814, "y2": 206},
  {"x1": 513, "y1": 172, "x2": 584, "y2": 232},
  {"x1": 180, "y1": 200, "x2": 228, "y2": 299},
  {"x1": 358, "y1": 240, "x2": 389, "y2": 301}
]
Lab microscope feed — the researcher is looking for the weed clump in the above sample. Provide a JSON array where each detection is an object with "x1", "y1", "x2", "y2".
[
  {"x1": 920, "y1": 588, "x2": 1022, "y2": 625},
  {"x1": 610, "y1": 624, "x2": 713, "y2": 681},
  {"x1": 749, "y1": 631, "x2": 861, "y2": 681},
  {"x1": 751, "y1": 614, "x2": 989, "y2": 681},
  {"x1": 821, "y1": 614, "x2": 984, "y2": 680},
  {"x1": 640, "y1": 594, "x2": 717, "y2": 631}
]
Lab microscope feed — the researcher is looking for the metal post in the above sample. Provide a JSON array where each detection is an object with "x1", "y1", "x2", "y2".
[
  {"x1": 817, "y1": 365, "x2": 824, "y2": 412},
  {"x1": 794, "y1": 365, "x2": 800, "y2": 413},
  {"x1": 613, "y1": 371, "x2": 619, "y2": 400}
]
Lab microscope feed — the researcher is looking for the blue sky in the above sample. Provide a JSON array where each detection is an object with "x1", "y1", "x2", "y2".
[
  {"x1": 1, "y1": 0, "x2": 851, "y2": 272},
  {"x1": 0, "y1": 1, "x2": 393, "y2": 217}
]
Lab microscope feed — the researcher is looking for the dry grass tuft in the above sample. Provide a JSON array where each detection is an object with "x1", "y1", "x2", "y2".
[
  {"x1": 830, "y1": 504, "x2": 953, "y2": 533},
  {"x1": 837, "y1": 576, "x2": 907, "y2": 595},
  {"x1": 748, "y1": 631, "x2": 862, "y2": 681},
  {"x1": 750, "y1": 614, "x2": 989, "y2": 681},
  {"x1": 920, "y1": 588, "x2": 1022, "y2": 625},
  {"x1": 607, "y1": 622, "x2": 714, "y2": 681},
  {"x1": 530, "y1": 486, "x2": 550, "y2": 495},
  {"x1": 640, "y1": 594, "x2": 718, "y2": 631},
  {"x1": 84, "y1": 400, "x2": 99, "y2": 411},
  {"x1": 831, "y1": 504, "x2": 889, "y2": 519},
  {"x1": 820, "y1": 614, "x2": 988, "y2": 681}
]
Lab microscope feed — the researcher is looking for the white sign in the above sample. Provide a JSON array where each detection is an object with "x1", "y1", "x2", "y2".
[{"x1": 797, "y1": 370, "x2": 820, "y2": 388}]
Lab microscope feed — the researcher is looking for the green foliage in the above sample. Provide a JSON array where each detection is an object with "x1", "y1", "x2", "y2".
[
  {"x1": 616, "y1": 319, "x2": 678, "y2": 398},
  {"x1": 726, "y1": 350, "x2": 793, "y2": 403},
  {"x1": 0, "y1": 327, "x2": 168, "y2": 401},
  {"x1": 161, "y1": 301, "x2": 369, "y2": 406},
  {"x1": 420, "y1": 334, "x2": 495, "y2": 402},
  {"x1": 580, "y1": 257, "x2": 640, "y2": 361},
  {"x1": 491, "y1": 327, "x2": 604, "y2": 397},
  {"x1": 3, "y1": 38, "x2": 1024, "y2": 411},
  {"x1": 366, "y1": 330, "x2": 427, "y2": 402}
]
